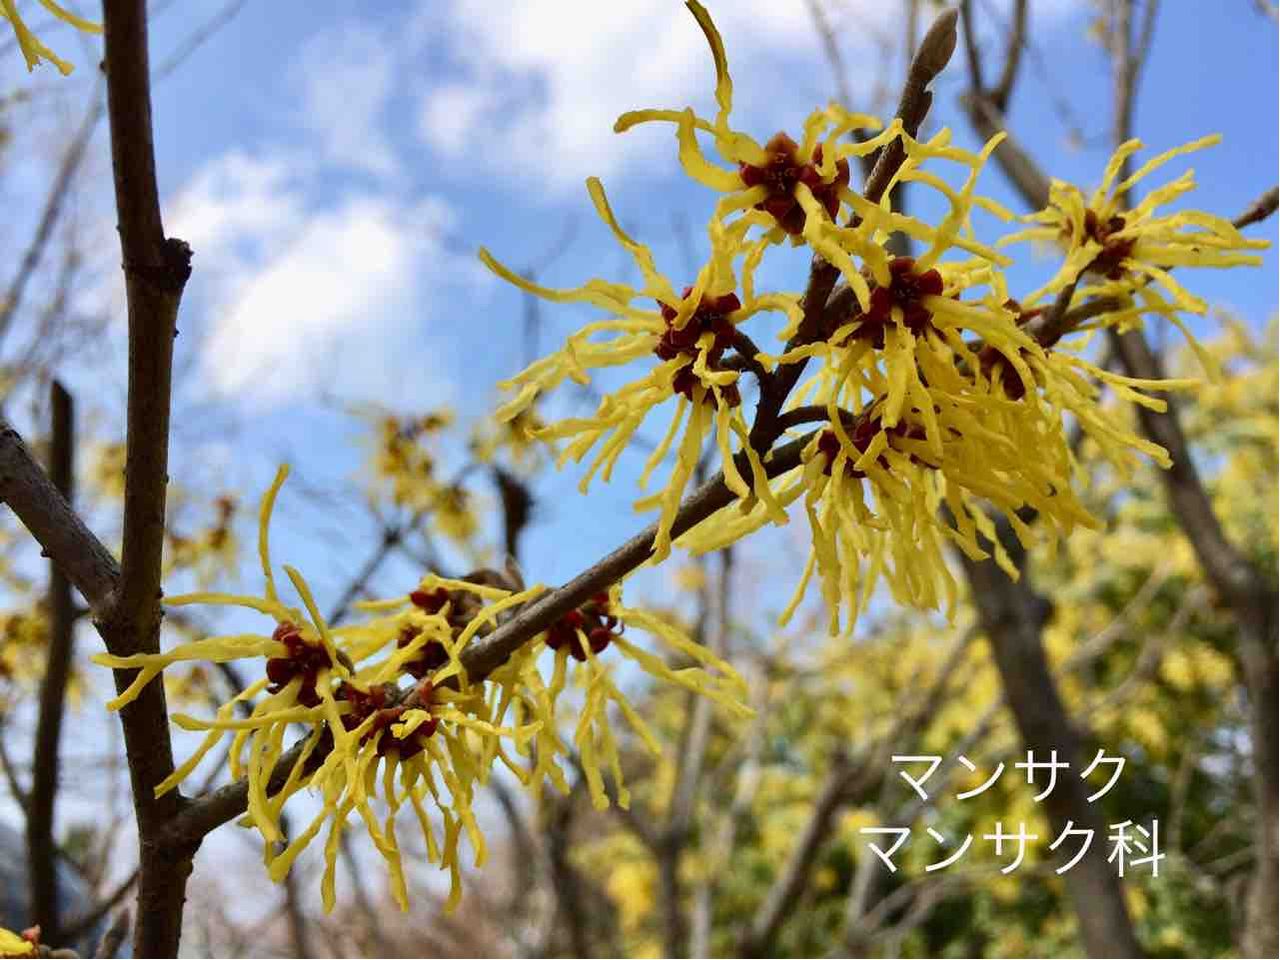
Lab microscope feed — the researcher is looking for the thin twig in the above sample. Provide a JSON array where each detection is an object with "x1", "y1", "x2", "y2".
[
  {"x1": 62, "y1": 868, "x2": 140, "y2": 944},
  {"x1": 990, "y1": 0, "x2": 1027, "y2": 109},
  {"x1": 0, "y1": 421, "x2": 120, "y2": 614},
  {"x1": 0, "y1": 93, "x2": 102, "y2": 353},
  {"x1": 93, "y1": 910, "x2": 130, "y2": 960}
]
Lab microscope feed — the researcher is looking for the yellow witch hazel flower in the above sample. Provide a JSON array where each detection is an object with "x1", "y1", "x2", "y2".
[
  {"x1": 1, "y1": 0, "x2": 100, "y2": 74},
  {"x1": 616, "y1": 1, "x2": 898, "y2": 247},
  {"x1": 678, "y1": 137, "x2": 1088, "y2": 631},
  {"x1": 479, "y1": 0, "x2": 1266, "y2": 641},
  {"x1": 93, "y1": 466, "x2": 543, "y2": 912},
  {"x1": 0, "y1": 926, "x2": 34, "y2": 959},
  {"x1": 93, "y1": 465, "x2": 750, "y2": 911},
  {"x1": 362, "y1": 407, "x2": 453, "y2": 511},
  {"x1": 473, "y1": 582, "x2": 752, "y2": 811},
  {"x1": 1000, "y1": 135, "x2": 1268, "y2": 370},
  {"x1": 481, "y1": 176, "x2": 799, "y2": 562},
  {"x1": 470, "y1": 405, "x2": 548, "y2": 472}
]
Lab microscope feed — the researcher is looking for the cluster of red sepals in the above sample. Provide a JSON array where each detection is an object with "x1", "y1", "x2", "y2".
[
  {"x1": 266, "y1": 622, "x2": 334, "y2": 708},
  {"x1": 739, "y1": 131, "x2": 850, "y2": 235},
  {"x1": 400, "y1": 587, "x2": 456, "y2": 679},
  {"x1": 1080, "y1": 210, "x2": 1135, "y2": 280},
  {"x1": 654, "y1": 287, "x2": 743, "y2": 407},
  {"x1": 815, "y1": 412, "x2": 932, "y2": 480},
  {"x1": 264, "y1": 592, "x2": 454, "y2": 759},
  {"x1": 544, "y1": 591, "x2": 623, "y2": 662},
  {"x1": 339, "y1": 680, "x2": 437, "y2": 760}
]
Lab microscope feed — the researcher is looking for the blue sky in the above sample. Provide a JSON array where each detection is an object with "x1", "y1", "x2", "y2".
[{"x1": 0, "y1": 0, "x2": 1276, "y2": 915}]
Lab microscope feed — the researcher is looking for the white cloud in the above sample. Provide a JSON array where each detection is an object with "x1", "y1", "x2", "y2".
[
  {"x1": 414, "y1": 0, "x2": 1086, "y2": 191},
  {"x1": 419, "y1": 82, "x2": 500, "y2": 153},
  {"x1": 169, "y1": 150, "x2": 308, "y2": 272},
  {"x1": 291, "y1": 26, "x2": 400, "y2": 178},
  {"x1": 168, "y1": 151, "x2": 481, "y2": 409}
]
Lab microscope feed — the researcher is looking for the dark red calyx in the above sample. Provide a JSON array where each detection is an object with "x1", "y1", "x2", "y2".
[
  {"x1": 977, "y1": 345, "x2": 1036, "y2": 400},
  {"x1": 1002, "y1": 298, "x2": 1044, "y2": 327},
  {"x1": 739, "y1": 132, "x2": 850, "y2": 235},
  {"x1": 1078, "y1": 209, "x2": 1135, "y2": 280},
  {"x1": 545, "y1": 592, "x2": 623, "y2": 662},
  {"x1": 397, "y1": 624, "x2": 451, "y2": 680},
  {"x1": 340, "y1": 681, "x2": 437, "y2": 759},
  {"x1": 850, "y1": 257, "x2": 945, "y2": 347},
  {"x1": 816, "y1": 407, "x2": 935, "y2": 479},
  {"x1": 409, "y1": 586, "x2": 451, "y2": 613},
  {"x1": 265, "y1": 621, "x2": 334, "y2": 708},
  {"x1": 654, "y1": 285, "x2": 743, "y2": 408}
]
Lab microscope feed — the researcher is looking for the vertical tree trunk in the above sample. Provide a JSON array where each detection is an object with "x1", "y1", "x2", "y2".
[
  {"x1": 27, "y1": 382, "x2": 76, "y2": 945},
  {"x1": 960, "y1": 518, "x2": 1144, "y2": 958}
]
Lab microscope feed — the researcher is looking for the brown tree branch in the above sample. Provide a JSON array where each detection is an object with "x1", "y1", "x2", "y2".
[
  {"x1": 0, "y1": 716, "x2": 29, "y2": 812},
  {"x1": 1104, "y1": 5, "x2": 1274, "y2": 950},
  {"x1": 0, "y1": 93, "x2": 103, "y2": 354},
  {"x1": 97, "y1": 0, "x2": 195, "y2": 955},
  {"x1": 957, "y1": 521, "x2": 1143, "y2": 958},
  {"x1": 753, "y1": 5, "x2": 958, "y2": 451},
  {"x1": 27, "y1": 381, "x2": 77, "y2": 944},
  {"x1": 0, "y1": 420, "x2": 120, "y2": 614},
  {"x1": 62, "y1": 868, "x2": 140, "y2": 944},
  {"x1": 990, "y1": 0, "x2": 1027, "y2": 109}
]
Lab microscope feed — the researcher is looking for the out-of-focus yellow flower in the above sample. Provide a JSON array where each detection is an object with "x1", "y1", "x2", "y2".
[
  {"x1": 164, "y1": 494, "x2": 239, "y2": 588},
  {"x1": 88, "y1": 441, "x2": 127, "y2": 501},
  {"x1": 670, "y1": 563, "x2": 707, "y2": 593},
  {"x1": 471, "y1": 406, "x2": 548, "y2": 472},
  {"x1": 0, "y1": 607, "x2": 48, "y2": 690},
  {"x1": 0, "y1": 927, "x2": 33, "y2": 958},
  {"x1": 431, "y1": 483, "x2": 478, "y2": 545},
  {"x1": 364, "y1": 408, "x2": 454, "y2": 511},
  {"x1": 163, "y1": 662, "x2": 214, "y2": 707},
  {"x1": 1, "y1": 0, "x2": 100, "y2": 74}
]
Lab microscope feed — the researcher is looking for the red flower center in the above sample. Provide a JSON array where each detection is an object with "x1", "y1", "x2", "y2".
[
  {"x1": 816, "y1": 409, "x2": 934, "y2": 479},
  {"x1": 1080, "y1": 209, "x2": 1135, "y2": 280},
  {"x1": 739, "y1": 132, "x2": 850, "y2": 235},
  {"x1": 977, "y1": 300, "x2": 1043, "y2": 400},
  {"x1": 265, "y1": 622, "x2": 334, "y2": 708},
  {"x1": 654, "y1": 286, "x2": 742, "y2": 408},
  {"x1": 850, "y1": 257, "x2": 945, "y2": 347},
  {"x1": 341, "y1": 681, "x2": 437, "y2": 759},
  {"x1": 545, "y1": 591, "x2": 623, "y2": 662},
  {"x1": 397, "y1": 624, "x2": 451, "y2": 680}
]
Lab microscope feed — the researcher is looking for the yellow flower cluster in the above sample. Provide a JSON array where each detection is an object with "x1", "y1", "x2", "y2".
[
  {"x1": 1000, "y1": 134, "x2": 1269, "y2": 370},
  {"x1": 163, "y1": 494, "x2": 239, "y2": 588},
  {"x1": 363, "y1": 408, "x2": 481, "y2": 548},
  {"x1": 93, "y1": 467, "x2": 749, "y2": 911},
  {"x1": 0, "y1": 927, "x2": 33, "y2": 959},
  {"x1": 1, "y1": 0, "x2": 100, "y2": 74},
  {"x1": 480, "y1": 0, "x2": 1266, "y2": 635},
  {"x1": 0, "y1": 606, "x2": 48, "y2": 694}
]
